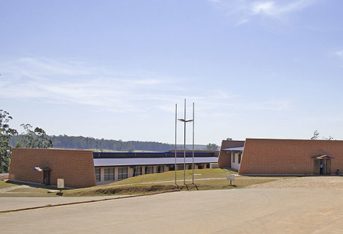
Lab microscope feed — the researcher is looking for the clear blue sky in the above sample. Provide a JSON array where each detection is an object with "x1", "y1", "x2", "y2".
[{"x1": 1, "y1": 0, "x2": 343, "y2": 144}]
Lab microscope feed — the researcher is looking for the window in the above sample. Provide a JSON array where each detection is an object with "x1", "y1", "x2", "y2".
[
  {"x1": 118, "y1": 167, "x2": 128, "y2": 181},
  {"x1": 232, "y1": 153, "x2": 235, "y2": 163},
  {"x1": 145, "y1": 166, "x2": 154, "y2": 174},
  {"x1": 133, "y1": 166, "x2": 142, "y2": 176},
  {"x1": 157, "y1": 166, "x2": 164, "y2": 173},
  {"x1": 95, "y1": 167, "x2": 101, "y2": 182},
  {"x1": 104, "y1": 167, "x2": 115, "y2": 181},
  {"x1": 238, "y1": 153, "x2": 242, "y2": 164}
]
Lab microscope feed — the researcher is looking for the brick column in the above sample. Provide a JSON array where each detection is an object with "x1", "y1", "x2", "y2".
[
  {"x1": 128, "y1": 167, "x2": 134, "y2": 178},
  {"x1": 114, "y1": 167, "x2": 118, "y2": 181},
  {"x1": 100, "y1": 167, "x2": 105, "y2": 182}
]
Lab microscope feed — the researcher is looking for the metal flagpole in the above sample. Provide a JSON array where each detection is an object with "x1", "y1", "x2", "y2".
[
  {"x1": 183, "y1": 99, "x2": 186, "y2": 185},
  {"x1": 192, "y1": 102, "x2": 195, "y2": 184},
  {"x1": 174, "y1": 103, "x2": 177, "y2": 186}
]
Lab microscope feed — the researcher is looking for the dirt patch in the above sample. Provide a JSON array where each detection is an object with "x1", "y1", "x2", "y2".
[{"x1": 247, "y1": 176, "x2": 343, "y2": 189}]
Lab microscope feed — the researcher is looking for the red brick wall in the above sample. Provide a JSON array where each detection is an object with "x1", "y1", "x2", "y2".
[
  {"x1": 218, "y1": 140, "x2": 245, "y2": 168},
  {"x1": 240, "y1": 139, "x2": 343, "y2": 175},
  {"x1": 9, "y1": 148, "x2": 96, "y2": 188}
]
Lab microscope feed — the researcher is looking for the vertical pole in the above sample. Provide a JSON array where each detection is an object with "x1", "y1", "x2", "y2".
[
  {"x1": 183, "y1": 99, "x2": 187, "y2": 185},
  {"x1": 192, "y1": 102, "x2": 195, "y2": 184},
  {"x1": 174, "y1": 103, "x2": 177, "y2": 186}
]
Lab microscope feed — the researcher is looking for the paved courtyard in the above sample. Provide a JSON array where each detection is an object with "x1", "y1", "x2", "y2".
[{"x1": 1, "y1": 177, "x2": 343, "y2": 233}]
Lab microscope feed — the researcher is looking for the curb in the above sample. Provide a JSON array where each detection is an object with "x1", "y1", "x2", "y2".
[{"x1": 0, "y1": 189, "x2": 180, "y2": 214}]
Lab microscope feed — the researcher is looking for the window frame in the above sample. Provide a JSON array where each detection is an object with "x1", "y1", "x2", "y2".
[
  {"x1": 95, "y1": 167, "x2": 101, "y2": 182},
  {"x1": 104, "y1": 167, "x2": 115, "y2": 181},
  {"x1": 118, "y1": 167, "x2": 128, "y2": 181}
]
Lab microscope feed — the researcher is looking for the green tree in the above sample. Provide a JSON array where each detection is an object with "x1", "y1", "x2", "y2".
[
  {"x1": 206, "y1": 143, "x2": 219, "y2": 151},
  {"x1": 19, "y1": 124, "x2": 53, "y2": 148},
  {"x1": 0, "y1": 110, "x2": 18, "y2": 173},
  {"x1": 311, "y1": 130, "x2": 320, "y2": 140},
  {"x1": 310, "y1": 130, "x2": 334, "y2": 140}
]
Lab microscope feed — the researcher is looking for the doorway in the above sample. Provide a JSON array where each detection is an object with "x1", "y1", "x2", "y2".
[
  {"x1": 313, "y1": 155, "x2": 332, "y2": 175},
  {"x1": 43, "y1": 168, "x2": 51, "y2": 185}
]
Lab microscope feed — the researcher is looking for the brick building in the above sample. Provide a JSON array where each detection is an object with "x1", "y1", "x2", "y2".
[
  {"x1": 9, "y1": 148, "x2": 218, "y2": 188},
  {"x1": 218, "y1": 139, "x2": 245, "y2": 169},
  {"x1": 219, "y1": 138, "x2": 343, "y2": 176}
]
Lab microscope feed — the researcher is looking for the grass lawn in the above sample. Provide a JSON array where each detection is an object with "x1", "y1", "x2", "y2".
[
  {"x1": 0, "y1": 169, "x2": 284, "y2": 197},
  {"x1": 0, "y1": 180, "x2": 16, "y2": 188},
  {"x1": 114, "y1": 168, "x2": 236, "y2": 185},
  {"x1": 0, "y1": 181, "x2": 58, "y2": 197},
  {"x1": 65, "y1": 169, "x2": 281, "y2": 196},
  {"x1": 0, "y1": 187, "x2": 58, "y2": 197}
]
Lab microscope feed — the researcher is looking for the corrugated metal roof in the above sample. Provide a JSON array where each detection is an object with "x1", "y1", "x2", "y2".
[
  {"x1": 93, "y1": 151, "x2": 217, "y2": 158},
  {"x1": 222, "y1": 146, "x2": 244, "y2": 151},
  {"x1": 93, "y1": 157, "x2": 218, "y2": 167}
]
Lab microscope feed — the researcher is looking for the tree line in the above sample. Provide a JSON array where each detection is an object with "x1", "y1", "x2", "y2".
[
  {"x1": 10, "y1": 135, "x2": 215, "y2": 152},
  {"x1": 0, "y1": 110, "x2": 52, "y2": 173},
  {"x1": 10, "y1": 135, "x2": 174, "y2": 152}
]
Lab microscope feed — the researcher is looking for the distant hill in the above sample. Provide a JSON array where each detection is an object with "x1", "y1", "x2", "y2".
[{"x1": 10, "y1": 135, "x2": 208, "y2": 151}]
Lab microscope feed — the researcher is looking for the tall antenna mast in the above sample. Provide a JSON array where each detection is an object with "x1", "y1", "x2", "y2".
[
  {"x1": 192, "y1": 102, "x2": 195, "y2": 184},
  {"x1": 174, "y1": 104, "x2": 177, "y2": 186},
  {"x1": 183, "y1": 99, "x2": 186, "y2": 185}
]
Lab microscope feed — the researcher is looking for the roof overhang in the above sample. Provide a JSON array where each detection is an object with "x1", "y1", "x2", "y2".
[
  {"x1": 222, "y1": 146, "x2": 244, "y2": 152},
  {"x1": 34, "y1": 166, "x2": 51, "y2": 172},
  {"x1": 312, "y1": 154, "x2": 334, "y2": 160},
  {"x1": 93, "y1": 157, "x2": 218, "y2": 167}
]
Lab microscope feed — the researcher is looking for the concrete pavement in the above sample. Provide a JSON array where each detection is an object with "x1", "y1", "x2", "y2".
[
  {"x1": 1, "y1": 186, "x2": 343, "y2": 233},
  {"x1": 0, "y1": 196, "x2": 130, "y2": 213}
]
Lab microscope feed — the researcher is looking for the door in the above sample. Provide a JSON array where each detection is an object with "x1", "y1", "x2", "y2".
[
  {"x1": 313, "y1": 159, "x2": 320, "y2": 175},
  {"x1": 325, "y1": 159, "x2": 331, "y2": 175},
  {"x1": 43, "y1": 169, "x2": 51, "y2": 185},
  {"x1": 313, "y1": 156, "x2": 332, "y2": 175}
]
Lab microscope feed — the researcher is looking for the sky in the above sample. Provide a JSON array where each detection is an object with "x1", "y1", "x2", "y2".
[{"x1": 1, "y1": 0, "x2": 343, "y2": 145}]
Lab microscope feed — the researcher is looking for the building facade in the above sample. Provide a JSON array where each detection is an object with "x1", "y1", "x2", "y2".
[
  {"x1": 9, "y1": 148, "x2": 96, "y2": 188},
  {"x1": 93, "y1": 151, "x2": 217, "y2": 184},
  {"x1": 9, "y1": 148, "x2": 218, "y2": 188},
  {"x1": 219, "y1": 138, "x2": 343, "y2": 176},
  {"x1": 218, "y1": 140, "x2": 245, "y2": 169}
]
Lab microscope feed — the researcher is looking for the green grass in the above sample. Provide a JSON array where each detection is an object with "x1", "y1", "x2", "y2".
[
  {"x1": 114, "y1": 168, "x2": 235, "y2": 185},
  {"x1": 0, "y1": 181, "x2": 60, "y2": 197},
  {"x1": 0, "y1": 169, "x2": 283, "y2": 197},
  {"x1": 0, "y1": 181, "x2": 15, "y2": 188},
  {"x1": 65, "y1": 169, "x2": 280, "y2": 196}
]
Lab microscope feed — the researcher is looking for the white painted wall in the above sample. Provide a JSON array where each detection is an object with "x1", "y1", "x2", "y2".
[
  {"x1": 231, "y1": 152, "x2": 242, "y2": 171},
  {"x1": 115, "y1": 167, "x2": 119, "y2": 181},
  {"x1": 100, "y1": 167, "x2": 105, "y2": 182},
  {"x1": 128, "y1": 167, "x2": 134, "y2": 178}
]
